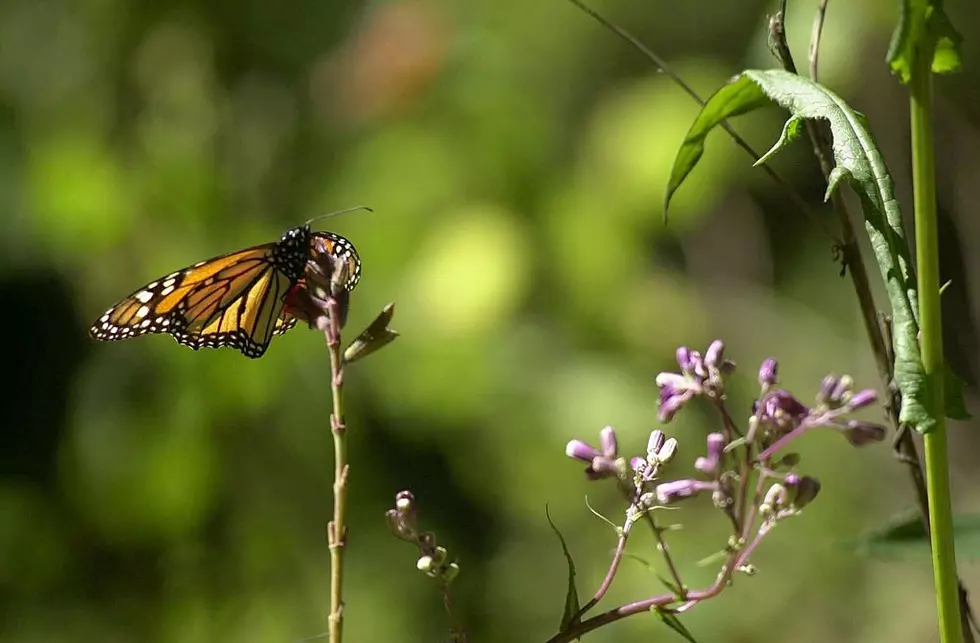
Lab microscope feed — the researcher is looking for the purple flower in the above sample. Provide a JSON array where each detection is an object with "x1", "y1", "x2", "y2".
[
  {"x1": 831, "y1": 376, "x2": 854, "y2": 404},
  {"x1": 706, "y1": 340, "x2": 736, "y2": 377},
  {"x1": 676, "y1": 346, "x2": 695, "y2": 373},
  {"x1": 645, "y1": 430, "x2": 677, "y2": 463},
  {"x1": 847, "y1": 389, "x2": 877, "y2": 410},
  {"x1": 695, "y1": 432, "x2": 726, "y2": 476},
  {"x1": 655, "y1": 479, "x2": 716, "y2": 505},
  {"x1": 817, "y1": 375, "x2": 839, "y2": 404},
  {"x1": 647, "y1": 429, "x2": 666, "y2": 454},
  {"x1": 565, "y1": 427, "x2": 622, "y2": 480},
  {"x1": 599, "y1": 426, "x2": 618, "y2": 458},
  {"x1": 758, "y1": 358, "x2": 778, "y2": 387},
  {"x1": 657, "y1": 342, "x2": 738, "y2": 421},
  {"x1": 566, "y1": 439, "x2": 600, "y2": 462},
  {"x1": 759, "y1": 389, "x2": 809, "y2": 431},
  {"x1": 655, "y1": 373, "x2": 697, "y2": 423},
  {"x1": 704, "y1": 341, "x2": 724, "y2": 370}
]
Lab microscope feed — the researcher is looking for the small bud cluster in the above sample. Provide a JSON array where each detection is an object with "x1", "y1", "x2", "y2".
[
  {"x1": 386, "y1": 491, "x2": 460, "y2": 584},
  {"x1": 655, "y1": 341, "x2": 735, "y2": 422}
]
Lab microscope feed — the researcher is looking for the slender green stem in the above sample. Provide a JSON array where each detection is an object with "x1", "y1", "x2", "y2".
[
  {"x1": 327, "y1": 307, "x2": 349, "y2": 643},
  {"x1": 910, "y1": 41, "x2": 963, "y2": 643}
]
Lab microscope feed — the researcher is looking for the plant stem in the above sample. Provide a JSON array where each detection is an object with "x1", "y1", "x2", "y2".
[
  {"x1": 771, "y1": 6, "x2": 971, "y2": 638},
  {"x1": 326, "y1": 303, "x2": 349, "y2": 643},
  {"x1": 910, "y1": 43, "x2": 963, "y2": 643}
]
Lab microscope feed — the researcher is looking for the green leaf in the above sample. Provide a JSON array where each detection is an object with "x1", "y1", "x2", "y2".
[
  {"x1": 664, "y1": 69, "x2": 936, "y2": 433},
  {"x1": 546, "y1": 506, "x2": 581, "y2": 633},
  {"x1": 886, "y1": 0, "x2": 963, "y2": 83},
  {"x1": 846, "y1": 510, "x2": 980, "y2": 561},
  {"x1": 654, "y1": 608, "x2": 699, "y2": 643},
  {"x1": 755, "y1": 115, "x2": 805, "y2": 166},
  {"x1": 944, "y1": 364, "x2": 972, "y2": 420},
  {"x1": 663, "y1": 77, "x2": 771, "y2": 221}
]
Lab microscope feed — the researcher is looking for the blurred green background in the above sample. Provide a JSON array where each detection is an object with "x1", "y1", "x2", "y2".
[{"x1": 2, "y1": 0, "x2": 979, "y2": 641}]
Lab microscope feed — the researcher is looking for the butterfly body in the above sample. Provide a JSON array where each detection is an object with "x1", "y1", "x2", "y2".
[{"x1": 90, "y1": 224, "x2": 360, "y2": 358}]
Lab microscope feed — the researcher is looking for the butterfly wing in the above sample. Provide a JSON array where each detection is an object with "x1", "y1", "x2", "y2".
[
  {"x1": 91, "y1": 243, "x2": 297, "y2": 358},
  {"x1": 169, "y1": 262, "x2": 296, "y2": 358},
  {"x1": 90, "y1": 225, "x2": 358, "y2": 358},
  {"x1": 311, "y1": 231, "x2": 362, "y2": 291}
]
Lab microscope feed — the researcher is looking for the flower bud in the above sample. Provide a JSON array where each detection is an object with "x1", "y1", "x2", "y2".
[
  {"x1": 760, "y1": 483, "x2": 788, "y2": 515},
  {"x1": 395, "y1": 490, "x2": 415, "y2": 511},
  {"x1": 638, "y1": 492, "x2": 658, "y2": 509},
  {"x1": 647, "y1": 430, "x2": 666, "y2": 454},
  {"x1": 433, "y1": 546, "x2": 448, "y2": 566},
  {"x1": 791, "y1": 476, "x2": 821, "y2": 509},
  {"x1": 566, "y1": 440, "x2": 599, "y2": 463},
  {"x1": 817, "y1": 375, "x2": 840, "y2": 404},
  {"x1": 599, "y1": 426, "x2": 618, "y2": 458},
  {"x1": 444, "y1": 562, "x2": 460, "y2": 583},
  {"x1": 758, "y1": 358, "x2": 778, "y2": 387},
  {"x1": 706, "y1": 433, "x2": 726, "y2": 460},
  {"x1": 842, "y1": 420, "x2": 887, "y2": 446},
  {"x1": 831, "y1": 375, "x2": 854, "y2": 403},
  {"x1": 711, "y1": 488, "x2": 731, "y2": 509},
  {"x1": 761, "y1": 390, "x2": 809, "y2": 431},
  {"x1": 676, "y1": 346, "x2": 694, "y2": 372},
  {"x1": 657, "y1": 438, "x2": 678, "y2": 464},
  {"x1": 704, "y1": 340, "x2": 725, "y2": 369},
  {"x1": 655, "y1": 479, "x2": 713, "y2": 505},
  {"x1": 847, "y1": 389, "x2": 877, "y2": 410},
  {"x1": 585, "y1": 457, "x2": 617, "y2": 480},
  {"x1": 688, "y1": 350, "x2": 705, "y2": 377},
  {"x1": 694, "y1": 433, "x2": 726, "y2": 477},
  {"x1": 694, "y1": 456, "x2": 714, "y2": 476}
]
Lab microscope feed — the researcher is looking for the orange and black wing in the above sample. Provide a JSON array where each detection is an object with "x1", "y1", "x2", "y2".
[
  {"x1": 91, "y1": 225, "x2": 313, "y2": 357},
  {"x1": 90, "y1": 225, "x2": 360, "y2": 358},
  {"x1": 311, "y1": 231, "x2": 362, "y2": 291},
  {"x1": 90, "y1": 245, "x2": 293, "y2": 357}
]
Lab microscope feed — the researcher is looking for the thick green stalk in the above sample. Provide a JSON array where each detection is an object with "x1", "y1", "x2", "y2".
[{"x1": 910, "y1": 42, "x2": 963, "y2": 643}]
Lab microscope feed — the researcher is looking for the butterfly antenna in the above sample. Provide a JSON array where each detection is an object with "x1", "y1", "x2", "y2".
[{"x1": 304, "y1": 205, "x2": 373, "y2": 228}]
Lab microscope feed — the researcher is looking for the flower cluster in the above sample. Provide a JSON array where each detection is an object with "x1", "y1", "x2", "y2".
[
  {"x1": 655, "y1": 341, "x2": 735, "y2": 422},
  {"x1": 563, "y1": 340, "x2": 887, "y2": 612}
]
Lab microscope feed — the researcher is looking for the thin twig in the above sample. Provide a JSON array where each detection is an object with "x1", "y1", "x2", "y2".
[
  {"x1": 577, "y1": 530, "x2": 631, "y2": 617},
  {"x1": 443, "y1": 585, "x2": 468, "y2": 643},
  {"x1": 639, "y1": 511, "x2": 685, "y2": 597},
  {"x1": 565, "y1": 0, "x2": 836, "y2": 240},
  {"x1": 808, "y1": 0, "x2": 829, "y2": 81},
  {"x1": 716, "y1": 403, "x2": 748, "y2": 530},
  {"x1": 326, "y1": 299, "x2": 349, "y2": 643}
]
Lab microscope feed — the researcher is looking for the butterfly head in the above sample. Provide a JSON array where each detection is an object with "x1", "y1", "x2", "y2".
[{"x1": 272, "y1": 224, "x2": 313, "y2": 281}]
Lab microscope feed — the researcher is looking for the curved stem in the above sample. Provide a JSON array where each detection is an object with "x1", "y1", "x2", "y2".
[{"x1": 543, "y1": 522, "x2": 767, "y2": 643}]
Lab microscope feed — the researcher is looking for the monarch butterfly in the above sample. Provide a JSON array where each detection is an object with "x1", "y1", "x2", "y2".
[{"x1": 90, "y1": 213, "x2": 365, "y2": 358}]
